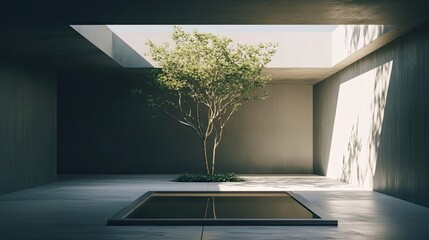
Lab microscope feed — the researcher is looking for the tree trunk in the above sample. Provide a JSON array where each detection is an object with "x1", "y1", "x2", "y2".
[
  {"x1": 203, "y1": 139, "x2": 209, "y2": 174},
  {"x1": 211, "y1": 142, "x2": 217, "y2": 175},
  {"x1": 211, "y1": 128, "x2": 223, "y2": 175}
]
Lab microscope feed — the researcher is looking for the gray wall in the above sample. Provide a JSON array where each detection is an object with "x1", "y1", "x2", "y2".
[
  {"x1": 219, "y1": 84, "x2": 312, "y2": 173},
  {"x1": 314, "y1": 24, "x2": 429, "y2": 207},
  {"x1": 0, "y1": 64, "x2": 57, "y2": 194},
  {"x1": 58, "y1": 73, "x2": 313, "y2": 174}
]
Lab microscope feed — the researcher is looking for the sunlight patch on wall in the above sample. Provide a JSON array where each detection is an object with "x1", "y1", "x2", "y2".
[{"x1": 326, "y1": 60, "x2": 393, "y2": 189}]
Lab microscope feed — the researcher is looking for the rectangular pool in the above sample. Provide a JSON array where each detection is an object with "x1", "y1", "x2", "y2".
[{"x1": 107, "y1": 191, "x2": 337, "y2": 226}]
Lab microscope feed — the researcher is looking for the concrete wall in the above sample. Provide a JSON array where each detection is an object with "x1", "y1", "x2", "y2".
[
  {"x1": 58, "y1": 73, "x2": 312, "y2": 174},
  {"x1": 0, "y1": 64, "x2": 57, "y2": 194},
  {"x1": 314, "y1": 24, "x2": 429, "y2": 206},
  {"x1": 71, "y1": 25, "x2": 152, "y2": 68}
]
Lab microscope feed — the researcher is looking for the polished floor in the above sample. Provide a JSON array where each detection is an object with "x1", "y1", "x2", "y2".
[{"x1": 0, "y1": 175, "x2": 428, "y2": 239}]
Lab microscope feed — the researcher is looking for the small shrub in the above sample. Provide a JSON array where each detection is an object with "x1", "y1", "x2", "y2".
[{"x1": 175, "y1": 173, "x2": 245, "y2": 182}]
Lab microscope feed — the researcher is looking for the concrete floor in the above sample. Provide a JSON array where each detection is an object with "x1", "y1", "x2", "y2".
[{"x1": 0, "y1": 175, "x2": 428, "y2": 240}]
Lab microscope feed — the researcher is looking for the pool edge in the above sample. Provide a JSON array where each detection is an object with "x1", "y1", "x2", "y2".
[{"x1": 106, "y1": 191, "x2": 338, "y2": 226}]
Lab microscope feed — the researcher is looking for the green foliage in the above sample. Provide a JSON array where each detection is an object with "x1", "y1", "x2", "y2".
[
  {"x1": 147, "y1": 26, "x2": 277, "y2": 113},
  {"x1": 175, "y1": 172, "x2": 244, "y2": 182},
  {"x1": 146, "y1": 26, "x2": 277, "y2": 174}
]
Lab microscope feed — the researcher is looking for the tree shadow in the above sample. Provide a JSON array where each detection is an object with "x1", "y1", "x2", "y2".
[
  {"x1": 367, "y1": 61, "x2": 391, "y2": 185},
  {"x1": 338, "y1": 60, "x2": 392, "y2": 187},
  {"x1": 344, "y1": 25, "x2": 385, "y2": 56},
  {"x1": 340, "y1": 118, "x2": 362, "y2": 183}
]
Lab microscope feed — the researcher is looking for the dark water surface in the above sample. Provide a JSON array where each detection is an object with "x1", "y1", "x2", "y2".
[{"x1": 127, "y1": 193, "x2": 318, "y2": 219}]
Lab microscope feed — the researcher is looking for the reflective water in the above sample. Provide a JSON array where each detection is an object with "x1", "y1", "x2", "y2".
[{"x1": 127, "y1": 193, "x2": 318, "y2": 219}]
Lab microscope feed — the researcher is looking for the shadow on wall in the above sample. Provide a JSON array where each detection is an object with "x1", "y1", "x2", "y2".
[
  {"x1": 58, "y1": 73, "x2": 313, "y2": 174},
  {"x1": 340, "y1": 117, "x2": 362, "y2": 183},
  {"x1": 327, "y1": 60, "x2": 393, "y2": 189},
  {"x1": 332, "y1": 24, "x2": 387, "y2": 65},
  {"x1": 345, "y1": 25, "x2": 385, "y2": 56},
  {"x1": 57, "y1": 72, "x2": 205, "y2": 174}
]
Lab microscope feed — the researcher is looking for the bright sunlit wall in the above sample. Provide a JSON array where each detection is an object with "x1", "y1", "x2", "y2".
[
  {"x1": 327, "y1": 61, "x2": 392, "y2": 189},
  {"x1": 314, "y1": 24, "x2": 429, "y2": 206}
]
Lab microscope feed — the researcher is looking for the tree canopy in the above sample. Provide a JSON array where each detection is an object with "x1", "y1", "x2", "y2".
[{"x1": 146, "y1": 26, "x2": 277, "y2": 174}]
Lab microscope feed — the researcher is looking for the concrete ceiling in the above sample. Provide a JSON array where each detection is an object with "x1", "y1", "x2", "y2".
[
  {"x1": 1, "y1": 1, "x2": 428, "y2": 84},
  {"x1": 2, "y1": 1, "x2": 429, "y2": 25}
]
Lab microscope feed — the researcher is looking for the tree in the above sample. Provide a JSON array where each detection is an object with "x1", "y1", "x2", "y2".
[{"x1": 146, "y1": 26, "x2": 277, "y2": 175}]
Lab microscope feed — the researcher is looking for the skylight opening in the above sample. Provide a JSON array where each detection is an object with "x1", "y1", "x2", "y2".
[{"x1": 72, "y1": 24, "x2": 394, "y2": 82}]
